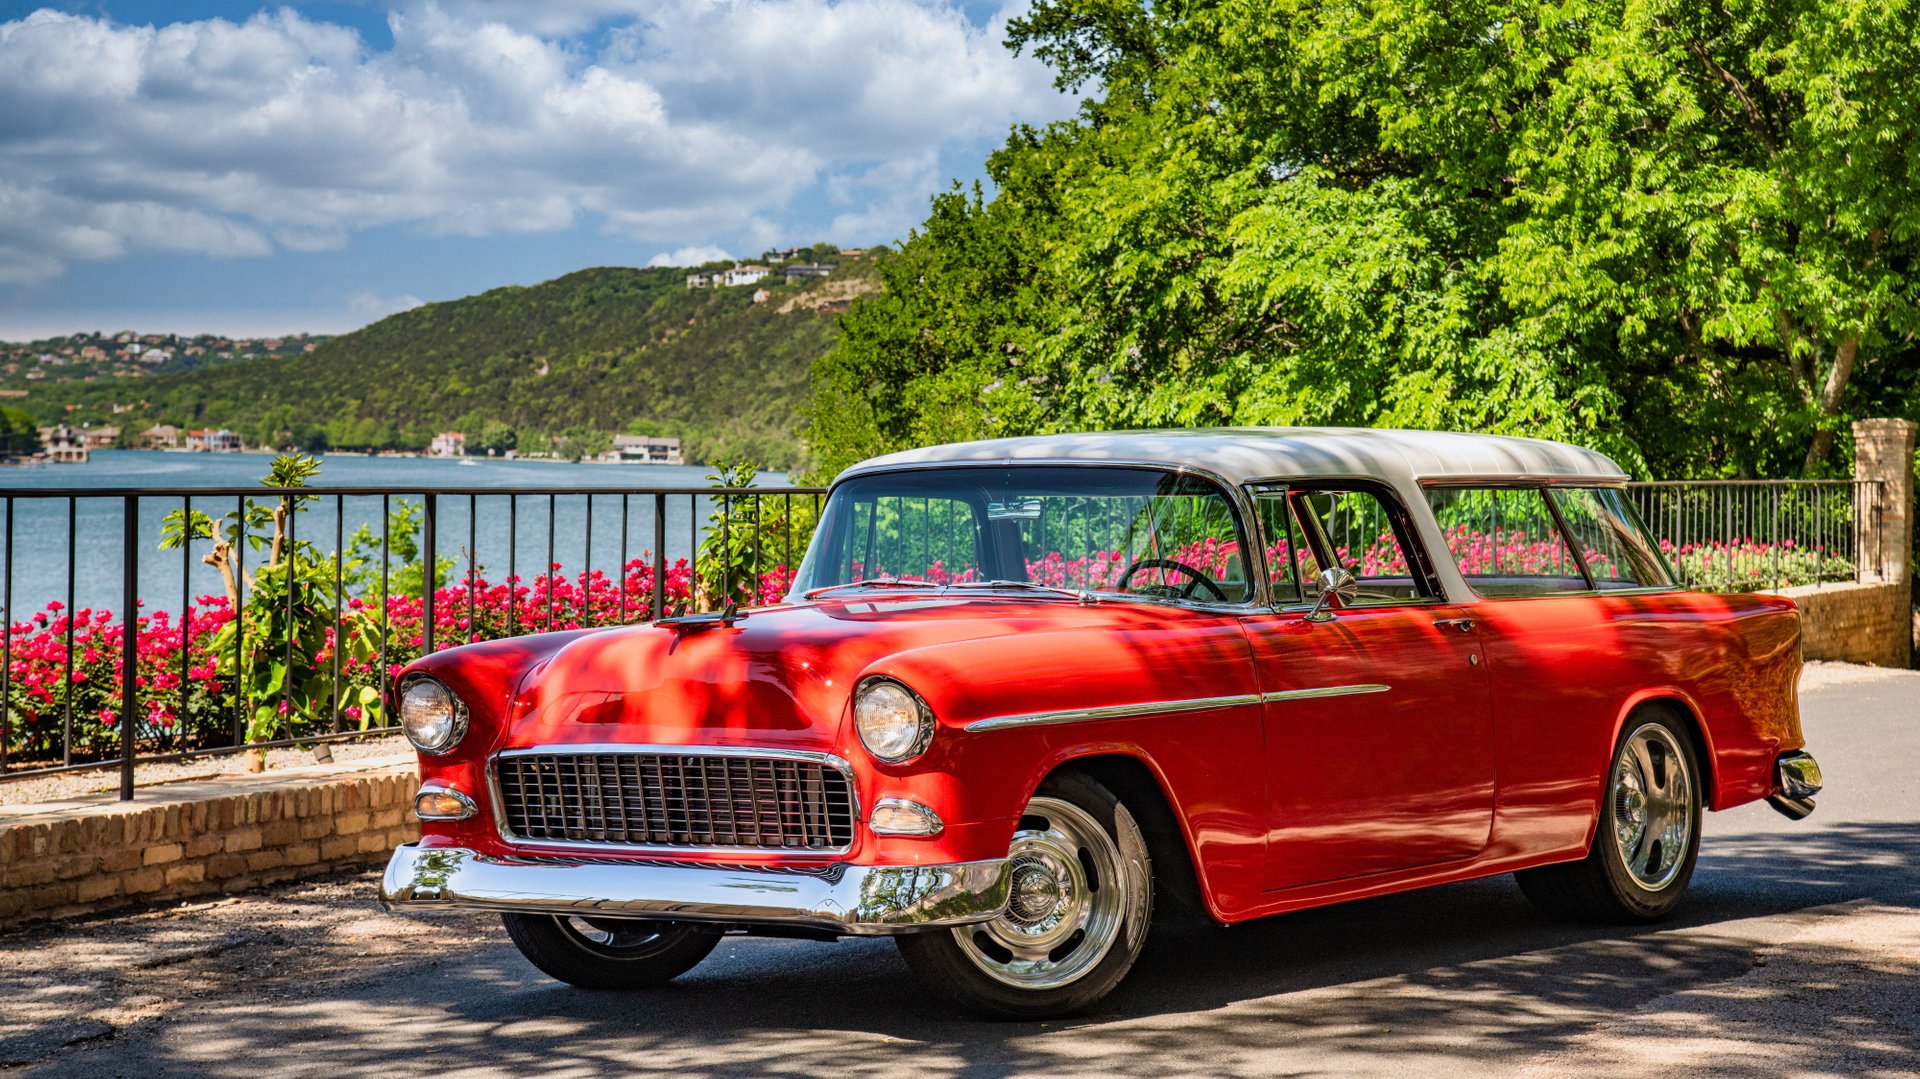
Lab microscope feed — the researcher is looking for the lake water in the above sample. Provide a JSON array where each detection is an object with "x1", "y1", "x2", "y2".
[{"x1": 0, "y1": 451, "x2": 803, "y2": 616}]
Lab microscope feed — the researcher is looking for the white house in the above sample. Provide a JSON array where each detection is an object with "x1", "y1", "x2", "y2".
[
  {"x1": 722, "y1": 265, "x2": 770, "y2": 287},
  {"x1": 429, "y1": 431, "x2": 466, "y2": 458},
  {"x1": 607, "y1": 434, "x2": 683, "y2": 465}
]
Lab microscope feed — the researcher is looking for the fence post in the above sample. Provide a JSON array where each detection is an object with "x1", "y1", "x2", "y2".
[
  {"x1": 1852, "y1": 419, "x2": 1915, "y2": 668},
  {"x1": 1852, "y1": 419, "x2": 1915, "y2": 587},
  {"x1": 120, "y1": 495, "x2": 138, "y2": 801},
  {"x1": 422, "y1": 493, "x2": 437, "y2": 655}
]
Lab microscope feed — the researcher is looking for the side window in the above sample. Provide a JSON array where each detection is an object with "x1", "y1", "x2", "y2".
[
  {"x1": 1252, "y1": 494, "x2": 1303, "y2": 604},
  {"x1": 1549, "y1": 488, "x2": 1676, "y2": 589},
  {"x1": 1291, "y1": 488, "x2": 1429, "y2": 605},
  {"x1": 1424, "y1": 487, "x2": 1585, "y2": 596}
]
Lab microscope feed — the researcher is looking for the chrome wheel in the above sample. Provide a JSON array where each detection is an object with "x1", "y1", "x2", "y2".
[
  {"x1": 953, "y1": 795, "x2": 1141, "y2": 991},
  {"x1": 1611, "y1": 722, "x2": 1694, "y2": 891}
]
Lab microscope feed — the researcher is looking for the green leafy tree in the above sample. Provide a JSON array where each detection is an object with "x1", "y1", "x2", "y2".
[{"x1": 810, "y1": 0, "x2": 1920, "y2": 479}]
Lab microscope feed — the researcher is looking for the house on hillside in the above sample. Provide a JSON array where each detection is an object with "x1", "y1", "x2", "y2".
[
  {"x1": 723, "y1": 265, "x2": 770, "y2": 287},
  {"x1": 784, "y1": 264, "x2": 832, "y2": 283},
  {"x1": 78, "y1": 425, "x2": 119, "y2": 449},
  {"x1": 606, "y1": 434, "x2": 683, "y2": 465},
  {"x1": 38, "y1": 424, "x2": 87, "y2": 463},
  {"x1": 185, "y1": 428, "x2": 243, "y2": 452},
  {"x1": 429, "y1": 431, "x2": 466, "y2": 457},
  {"x1": 141, "y1": 424, "x2": 181, "y2": 449},
  {"x1": 686, "y1": 272, "x2": 713, "y2": 289}
]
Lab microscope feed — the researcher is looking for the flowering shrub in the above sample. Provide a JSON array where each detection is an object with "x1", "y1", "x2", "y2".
[
  {"x1": 1660, "y1": 537, "x2": 1851, "y2": 591},
  {"x1": 0, "y1": 554, "x2": 768, "y2": 765}
]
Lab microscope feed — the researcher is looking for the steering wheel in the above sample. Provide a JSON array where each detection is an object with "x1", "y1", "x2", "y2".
[{"x1": 1114, "y1": 558, "x2": 1229, "y2": 602}]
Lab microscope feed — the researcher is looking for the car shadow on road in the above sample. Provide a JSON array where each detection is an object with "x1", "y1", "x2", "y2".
[{"x1": 56, "y1": 821, "x2": 1920, "y2": 1078}]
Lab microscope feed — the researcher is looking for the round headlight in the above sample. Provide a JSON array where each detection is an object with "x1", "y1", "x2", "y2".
[
  {"x1": 400, "y1": 676, "x2": 468, "y2": 755},
  {"x1": 855, "y1": 678, "x2": 935, "y2": 763}
]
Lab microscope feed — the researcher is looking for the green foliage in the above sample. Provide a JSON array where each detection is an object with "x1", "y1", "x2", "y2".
[
  {"x1": 0, "y1": 406, "x2": 40, "y2": 456},
  {"x1": 160, "y1": 453, "x2": 387, "y2": 743},
  {"x1": 45, "y1": 262, "x2": 879, "y2": 470},
  {"x1": 810, "y1": 0, "x2": 1920, "y2": 481},
  {"x1": 698, "y1": 461, "x2": 816, "y2": 607},
  {"x1": 344, "y1": 499, "x2": 454, "y2": 600}
]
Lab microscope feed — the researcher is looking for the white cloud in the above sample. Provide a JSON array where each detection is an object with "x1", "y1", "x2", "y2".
[
  {"x1": 646, "y1": 244, "x2": 732, "y2": 267},
  {"x1": 345, "y1": 290, "x2": 426, "y2": 319},
  {"x1": 0, "y1": 2, "x2": 1068, "y2": 284}
]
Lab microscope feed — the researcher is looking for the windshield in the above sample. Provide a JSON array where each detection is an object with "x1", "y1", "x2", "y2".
[{"x1": 790, "y1": 466, "x2": 1253, "y2": 603}]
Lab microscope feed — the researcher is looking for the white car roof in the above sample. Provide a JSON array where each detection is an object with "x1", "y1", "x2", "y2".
[{"x1": 839, "y1": 427, "x2": 1630, "y2": 486}]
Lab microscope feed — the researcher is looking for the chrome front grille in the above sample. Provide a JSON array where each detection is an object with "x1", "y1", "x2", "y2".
[{"x1": 494, "y1": 749, "x2": 857, "y2": 851}]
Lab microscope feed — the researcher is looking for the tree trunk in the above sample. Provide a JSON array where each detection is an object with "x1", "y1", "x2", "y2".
[{"x1": 1802, "y1": 335, "x2": 1859, "y2": 474}]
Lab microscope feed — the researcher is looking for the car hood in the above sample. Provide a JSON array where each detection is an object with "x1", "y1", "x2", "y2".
[{"x1": 501, "y1": 594, "x2": 1225, "y2": 754}]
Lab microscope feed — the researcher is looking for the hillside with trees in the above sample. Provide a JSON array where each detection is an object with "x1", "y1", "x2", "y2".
[
  {"x1": 27, "y1": 247, "x2": 878, "y2": 469},
  {"x1": 807, "y1": 0, "x2": 1920, "y2": 482}
]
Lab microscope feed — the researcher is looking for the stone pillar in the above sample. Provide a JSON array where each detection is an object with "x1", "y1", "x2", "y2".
[
  {"x1": 1851, "y1": 418, "x2": 1915, "y2": 667},
  {"x1": 1852, "y1": 418, "x2": 1915, "y2": 586}
]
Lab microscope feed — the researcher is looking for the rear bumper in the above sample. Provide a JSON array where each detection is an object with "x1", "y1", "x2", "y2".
[
  {"x1": 380, "y1": 844, "x2": 1011, "y2": 936},
  {"x1": 1767, "y1": 750, "x2": 1823, "y2": 820}
]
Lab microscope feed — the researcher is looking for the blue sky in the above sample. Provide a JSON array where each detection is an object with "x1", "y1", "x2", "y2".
[{"x1": 0, "y1": 1, "x2": 1072, "y2": 338}]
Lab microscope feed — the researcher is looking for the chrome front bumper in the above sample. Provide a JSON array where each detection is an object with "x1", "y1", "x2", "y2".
[{"x1": 380, "y1": 844, "x2": 1012, "y2": 936}]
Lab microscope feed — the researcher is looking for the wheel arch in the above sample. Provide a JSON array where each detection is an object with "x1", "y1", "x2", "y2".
[
  {"x1": 1035, "y1": 752, "x2": 1219, "y2": 927},
  {"x1": 1612, "y1": 690, "x2": 1718, "y2": 810}
]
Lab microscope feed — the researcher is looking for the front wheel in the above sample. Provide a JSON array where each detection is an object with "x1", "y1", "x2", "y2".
[
  {"x1": 896, "y1": 771, "x2": 1153, "y2": 1019},
  {"x1": 1515, "y1": 710, "x2": 1703, "y2": 922},
  {"x1": 502, "y1": 913, "x2": 720, "y2": 989}
]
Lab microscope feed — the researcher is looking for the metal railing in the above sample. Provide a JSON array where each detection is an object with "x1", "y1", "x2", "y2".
[
  {"x1": 1624, "y1": 480, "x2": 1884, "y2": 592},
  {"x1": 0, "y1": 484, "x2": 823, "y2": 795},
  {"x1": 2, "y1": 474, "x2": 1891, "y2": 798}
]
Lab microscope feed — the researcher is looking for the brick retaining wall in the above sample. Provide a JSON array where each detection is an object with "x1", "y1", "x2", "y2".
[
  {"x1": 0, "y1": 763, "x2": 417, "y2": 928},
  {"x1": 1764, "y1": 581, "x2": 1912, "y2": 668}
]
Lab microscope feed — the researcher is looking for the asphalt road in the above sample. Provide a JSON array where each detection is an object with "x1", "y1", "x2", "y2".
[{"x1": 4, "y1": 664, "x2": 1917, "y2": 1078}]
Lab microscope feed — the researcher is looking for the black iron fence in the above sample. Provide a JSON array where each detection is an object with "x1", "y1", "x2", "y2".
[
  {"x1": 1624, "y1": 479, "x2": 1884, "y2": 592},
  {"x1": 0, "y1": 474, "x2": 1889, "y2": 798},
  {"x1": 0, "y1": 483, "x2": 822, "y2": 795}
]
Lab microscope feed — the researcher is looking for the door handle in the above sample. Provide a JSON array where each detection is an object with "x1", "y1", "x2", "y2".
[{"x1": 1434, "y1": 617, "x2": 1475, "y2": 633}]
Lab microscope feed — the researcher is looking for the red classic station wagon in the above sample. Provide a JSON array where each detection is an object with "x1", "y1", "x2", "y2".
[{"x1": 381, "y1": 428, "x2": 1822, "y2": 1017}]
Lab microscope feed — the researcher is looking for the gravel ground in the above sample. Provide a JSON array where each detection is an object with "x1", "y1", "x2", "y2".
[{"x1": 0, "y1": 735, "x2": 409, "y2": 807}]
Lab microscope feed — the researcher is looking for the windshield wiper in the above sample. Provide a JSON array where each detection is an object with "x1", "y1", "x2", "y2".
[
  {"x1": 803, "y1": 577, "x2": 942, "y2": 599},
  {"x1": 946, "y1": 580, "x2": 1096, "y2": 602}
]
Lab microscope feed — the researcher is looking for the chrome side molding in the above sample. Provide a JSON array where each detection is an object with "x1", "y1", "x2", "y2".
[
  {"x1": 1260, "y1": 684, "x2": 1391, "y2": 704},
  {"x1": 964, "y1": 694, "x2": 1262, "y2": 733},
  {"x1": 963, "y1": 684, "x2": 1393, "y2": 733}
]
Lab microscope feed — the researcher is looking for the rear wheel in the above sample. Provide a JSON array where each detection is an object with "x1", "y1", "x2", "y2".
[
  {"x1": 1516, "y1": 710, "x2": 1703, "y2": 922},
  {"x1": 502, "y1": 913, "x2": 720, "y2": 989},
  {"x1": 896, "y1": 771, "x2": 1153, "y2": 1019}
]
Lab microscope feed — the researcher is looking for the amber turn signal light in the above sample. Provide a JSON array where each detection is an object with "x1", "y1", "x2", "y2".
[{"x1": 414, "y1": 784, "x2": 477, "y2": 821}]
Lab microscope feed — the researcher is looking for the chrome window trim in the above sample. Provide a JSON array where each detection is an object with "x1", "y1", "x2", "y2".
[
  {"x1": 812, "y1": 459, "x2": 1273, "y2": 610},
  {"x1": 1246, "y1": 478, "x2": 1448, "y2": 608},
  {"x1": 488, "y1": 744, "x2": 860, "y2": 857},
  {"x1": 964, "y1": 693, "x2": 1263, "y2": 733}
]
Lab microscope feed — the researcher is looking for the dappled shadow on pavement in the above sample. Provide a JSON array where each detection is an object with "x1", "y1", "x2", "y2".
[{"x1": 36, "y1": 820, "x2": 1918, "y2": 1078}]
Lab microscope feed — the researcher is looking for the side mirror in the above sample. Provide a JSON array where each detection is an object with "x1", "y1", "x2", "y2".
[{"x1": 1305, "y1": 567, "x2": 1358, "y2": 623}]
